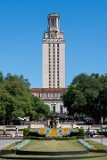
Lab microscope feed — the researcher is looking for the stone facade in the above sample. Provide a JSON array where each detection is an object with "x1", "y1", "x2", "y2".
[
  {"x1": 42, "y1": 13, "x2": 65, "y2": 88},
  {"x1": 32, "y1": 88, "x2": 67, "y2": 114}
]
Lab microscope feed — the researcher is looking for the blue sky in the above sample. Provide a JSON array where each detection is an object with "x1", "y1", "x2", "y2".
[{"x1": 0, "y1": 0, "x2": 107, "y2": 88}]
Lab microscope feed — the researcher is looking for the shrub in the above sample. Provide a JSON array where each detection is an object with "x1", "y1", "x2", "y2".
[
  {"x1": 23, "y1": 136, "x2": 78, "y2": 140},
  {"x1": 23, "y1": 128, "x2": 30, "y2": 137},
  {"x1": 104, "y1": 117, "x2": 107, "y2": 124},
  {"x1": 78, "y1": 127, "x2": 84, "y2": 136},
  {"x1": 76, "y1": 135, "x2": 84, "y2": 139}
]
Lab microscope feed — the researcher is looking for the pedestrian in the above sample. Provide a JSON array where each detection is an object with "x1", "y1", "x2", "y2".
[
  {"x1": 3, "y1": 127, "x2": 6, "y2": 137},
  {"x1": 16, "y1": 128, "x2": 19, "y2": 137},
  {"x1": 90, "y1": 131, "x2": 93, "y2": 137}
]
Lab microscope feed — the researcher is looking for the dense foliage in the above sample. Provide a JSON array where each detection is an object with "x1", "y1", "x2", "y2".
[
  {"x1": 62, "y1": 73, "x2": 107, "y2": 123},
  {"x1": 0, "y1": 72, "x2": 50, "y2": 124},
  {"x1": 31, "y1": 96, "x2": 50, "y2": 120}
]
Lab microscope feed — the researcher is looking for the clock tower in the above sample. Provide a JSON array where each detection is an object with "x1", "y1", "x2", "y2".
[
  {"x1": 32, "y1": 13, "x2": 67, "y2": 115},
  {"x1": 42, "y1": 13, "x2": 65, "y2": 88}
]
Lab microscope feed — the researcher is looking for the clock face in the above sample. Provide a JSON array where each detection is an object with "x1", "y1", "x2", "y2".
[{"x1": 51, "y1": 31, "x2": 56, "y2": 38}]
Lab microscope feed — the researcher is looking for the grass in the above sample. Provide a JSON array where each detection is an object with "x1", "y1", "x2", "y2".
[
  {"x1": 1, "y1": 139, "x2": 107, "y2": 160},
  {"x1": 87, "y1": 140, "x2": 107, "y2": 151},
  {"x1": 21, "y1": 140, "x2": 86, "y2": 152}
]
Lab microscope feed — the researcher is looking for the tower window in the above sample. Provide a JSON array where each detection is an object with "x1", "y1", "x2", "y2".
[{"x1": 57, "y1": 43, "x2": 59, "y2": 47}]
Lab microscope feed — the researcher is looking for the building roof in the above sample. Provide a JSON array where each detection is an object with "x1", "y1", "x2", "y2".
[
  {"x1": 31, "y1": 88, "x2": 66, "y2": 92},
  {"x1": 48, "y1": 13, "x2": 60, "y2": 18}
]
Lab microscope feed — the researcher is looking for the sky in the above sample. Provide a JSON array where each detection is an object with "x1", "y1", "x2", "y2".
[{"x1": 0, "y1": 0, "x2": 107, "y2": 88}]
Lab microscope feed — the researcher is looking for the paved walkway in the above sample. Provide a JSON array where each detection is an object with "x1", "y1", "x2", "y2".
[
  {"x1": 0, "y1": 138, "x2": 22, "y2": 150},
  {"x1": 89, "y1": 137, "x2": 107, "y2": 146}
]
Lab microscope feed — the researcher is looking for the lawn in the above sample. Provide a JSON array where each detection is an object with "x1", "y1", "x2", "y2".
[
  {"x1": 1, "y1": 140, "x2": 107, "y2": 160},
  {"x1": 88, "y1": 140, "x2": 107, "y2": 151},
  {"x1": 21, "y1": 140, "x2": 86, "y2": 152}
]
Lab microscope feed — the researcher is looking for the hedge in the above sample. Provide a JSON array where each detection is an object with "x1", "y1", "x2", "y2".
[{"x1": 23, "y1": 136, "x2": 84, "y2": 140}]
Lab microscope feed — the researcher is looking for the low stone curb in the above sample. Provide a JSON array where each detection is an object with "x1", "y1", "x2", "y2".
[{"x1": 16, "y1": 150, "x2": 89, "y2": 156}]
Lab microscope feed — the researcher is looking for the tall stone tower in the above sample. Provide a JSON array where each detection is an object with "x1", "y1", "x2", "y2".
[{"x1": 42, "y1": 13, "x2": 65, "y2": 88}]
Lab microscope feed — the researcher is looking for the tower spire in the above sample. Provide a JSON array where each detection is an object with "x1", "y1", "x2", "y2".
[{"x1": 48, "y1": 13, "x2": 60, "y2": 32}]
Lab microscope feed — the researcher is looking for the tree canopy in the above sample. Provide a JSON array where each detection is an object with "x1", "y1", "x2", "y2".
[
  {"x1": 0, "y1": 72, "x2": 50, "y2": 124},
  {"x1": 31, "y1": 96, "x2": 50, "y2": 120},
  {"x1": 62, "y1": 73, "x2": 107, "y2": 123}
]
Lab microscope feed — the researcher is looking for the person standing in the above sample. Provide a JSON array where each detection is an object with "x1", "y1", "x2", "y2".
[
  {"x1": 16, "y1": 128, "x2": 19, "y2": 137},
  {"x1": 3, "y1": 126, "x2": 6, "y2": 137}
]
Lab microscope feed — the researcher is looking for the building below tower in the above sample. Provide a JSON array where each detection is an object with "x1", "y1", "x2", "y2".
[{"x1": 31, "y1": 88, "x2": 67, "y2": 115}]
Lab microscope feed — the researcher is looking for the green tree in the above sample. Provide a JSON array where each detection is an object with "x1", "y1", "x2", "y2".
[
  {"x1": 0, "y1": 83, "x2": 7, "y2": 124},
  {"x1": 32, "y1": 96, "x2": 50, "y2": 120},
  {"x1": 0, "y1": 71, "x2": 3, "y2": 82},
  {"x1": 0, "y1": 73, "x2": 33, "y2": 124},
  {"x1": 98, "y1": 87, "x2": 107, "y2": 122},
  {"x1": 63, "y1": 73, "x2": 107, "y2": 123},
  {"x1": 0, "y1": 72, "x2": 51, "y2": 124}
]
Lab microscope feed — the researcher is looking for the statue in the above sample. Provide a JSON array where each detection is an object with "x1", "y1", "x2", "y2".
[{"x1": 49, "y1": 117, "x2": 58, "y2": 128}]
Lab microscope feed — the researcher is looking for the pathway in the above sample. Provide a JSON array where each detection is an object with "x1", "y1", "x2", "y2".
[
  {"x1": 89, "y1": 137, "x2": 107, "y2": 146},
  {"x1": 0, "y1": 138, "x2": 22, "y2": 150}
]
